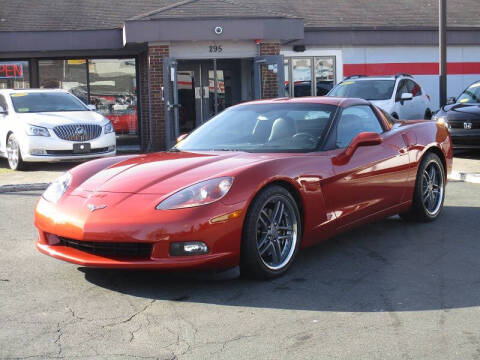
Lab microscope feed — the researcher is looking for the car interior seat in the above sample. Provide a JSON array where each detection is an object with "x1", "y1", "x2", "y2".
[{"x1": 268, "y1": 116, "x2": 296, "y2": 142}]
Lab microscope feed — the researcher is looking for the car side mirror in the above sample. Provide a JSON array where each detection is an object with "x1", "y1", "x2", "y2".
[
  {"x1": 0, "y1": 105, "x2": 7, "y2": 115},
  {"x1": 333, "y1": 132, "x2": 383, "y2": 165},
  {"x1": 447, "y1": 97, "x2": 456, "y2": 105},
  {"x1": 176, "y1": 133, "x2": 189, "y2": 144},
  {"x1": 400, "y1": 92, "x2": 413, "y2": 101},
  {"x1": 87, "y1": 104, "x2": 97, "y2": 110}
]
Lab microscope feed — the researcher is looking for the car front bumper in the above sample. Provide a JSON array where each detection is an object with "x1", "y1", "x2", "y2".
[
  {"x1": 34, "y1": 193, "x2": 246, "y2": 270},
  {"x1": 21, "y1": 133, "x2": 116, "y2": 162},
  {"x1": 450, "y1": 129, "x2": 480, "y2": 149}
]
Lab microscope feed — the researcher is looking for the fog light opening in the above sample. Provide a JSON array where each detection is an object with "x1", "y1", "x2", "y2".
[{"x1": 170, "y1": 241, "x2": 209, "y2": 256}]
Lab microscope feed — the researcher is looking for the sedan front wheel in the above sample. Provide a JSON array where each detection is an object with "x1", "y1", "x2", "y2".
[
  {"x1": 241, "y1": 185, "x2": 301, "y2": 279},
  {"x1": 6, "y1": 134, "x2": 25, "y2": 170}
]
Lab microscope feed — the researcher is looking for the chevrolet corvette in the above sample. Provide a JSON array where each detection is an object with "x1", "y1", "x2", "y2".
[{"x1": 35, "y1": 97, "x2": 452, "y2": 279}]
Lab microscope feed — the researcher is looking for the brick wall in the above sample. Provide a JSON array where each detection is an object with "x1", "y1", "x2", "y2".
[
  {"x1": 138, "y1": 44, "x2": 169, "y2": 151},
  {"x1": 260, "y1": 42, "x2": 281, "y2": 99}
]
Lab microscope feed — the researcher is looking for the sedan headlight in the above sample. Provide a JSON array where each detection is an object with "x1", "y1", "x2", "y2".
[
  {"x1": 433, "y1": 115, "x2": 448, "y2": 124},
  {"x1": 104, "y1": 121, "x2": 114, "y2": 134},
  {"x1": 156, "y1": 177, "x2": 234, "y2": 210},
  {"x1": 42, "y1": 172, "x2": 72, "y2": 203},
  {"x1": 26, "y1": 124, "x2": 50, "y2": 137}
]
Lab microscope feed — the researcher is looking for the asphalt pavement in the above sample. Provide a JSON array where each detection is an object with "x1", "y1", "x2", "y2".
[{"x1": 1, "y1": 180, "x2": 480, "y2": 359}]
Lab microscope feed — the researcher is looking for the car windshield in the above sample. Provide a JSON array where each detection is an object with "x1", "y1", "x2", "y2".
[
  {"x1": 457, "y1": 82, "x2": 480, "y2": 104},
  {"x1": 329, "y1": 79, "x2": 395, "y2": 100},
  {"x1": 10, "y1": 92, "x2": 87, "y2": 113},
  {"x1": 176, "y1": 103, "x2": 337, "y2": 152}
]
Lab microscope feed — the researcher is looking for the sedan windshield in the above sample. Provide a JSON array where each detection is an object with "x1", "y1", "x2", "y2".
[
  {"x1": 457, "y1": 82, "x2": 480, "y2": 104},
  {"x1": 10, "y1": 92, "x2": 88, "y2": 113},
  {"x1": 329, "y1": 80, "x2": 395, "y2": 100},
  {"x1": 176, "y1": 103, "x2": 337, "y2": 152}
]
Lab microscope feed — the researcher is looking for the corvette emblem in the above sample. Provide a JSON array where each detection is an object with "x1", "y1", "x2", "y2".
[
  {"x1": 464, "y1": 122, "x2": 472, "y2": 130},
  {"x1": 87, "y1": 204, "x2": 107, "y2": 212}
]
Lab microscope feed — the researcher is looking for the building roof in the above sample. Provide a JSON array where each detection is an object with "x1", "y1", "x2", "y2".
[{"x1": 0, "y1": 0, "x2": 479, "y2": 32}]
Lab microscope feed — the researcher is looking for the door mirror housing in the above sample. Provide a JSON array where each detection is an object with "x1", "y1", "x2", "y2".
[
  {"x1": 87, "y1": 104, "x2": 97, "y2": 111},
  {"x1": 0, "y1": 105, "x2": 7, "y2": 115},
  {"x1": 400, "y1": 92, "x2": 413, "y2": 101},
  {"x1": 333, "y1": 132, "x2": 383, "y2": 165},
  {"x1": 447, "y1": 97, "x2": 456, "y2": 105},
  {"x1": 176, "y1": 133, "x2": 189, "y2": 144}
]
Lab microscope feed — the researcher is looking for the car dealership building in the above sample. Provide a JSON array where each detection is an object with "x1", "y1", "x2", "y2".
[{"x1": 1, "y1": 0, "x2": 480, "y2": 151}]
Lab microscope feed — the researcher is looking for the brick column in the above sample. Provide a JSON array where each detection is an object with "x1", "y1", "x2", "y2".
[
  {"x1": 260, "y1": 42, "x2": 281, "y2": 99},
  {"x1": 138, "y1": 44, "x2": 169, "y2": 152}
]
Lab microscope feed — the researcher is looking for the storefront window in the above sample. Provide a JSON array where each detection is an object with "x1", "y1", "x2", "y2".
[
  {"x1": 292, "y1": 58, "x2": 312, "y2": 97},
  {"x1": 88, "y1": 59, "x2": 138, "y2": 144},
  {"x1": 38, "y1": 58, "x2": 139, "y2": 147},
  {"x1": 39, "y1": 59, "x2": 88, "y2": 103},
  {"x1": 284, "y1": 56, "x2": 336, "y2": 97},
  {"x1": 0, "y1": 61, "x2": 30, "y2": 89}
]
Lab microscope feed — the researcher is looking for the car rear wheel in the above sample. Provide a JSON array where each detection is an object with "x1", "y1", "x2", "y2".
[
  {"x1": 6, "y1": 134, "x2": 25, "y2": 171},
  {"x1": 400, "y1": 152, "x2": 445, "y2": 222},
  {"x1": 240, "y1": 185, "x2": 301, "y2": 279}
]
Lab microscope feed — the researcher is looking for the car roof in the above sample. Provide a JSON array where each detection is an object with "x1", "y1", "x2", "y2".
[{"x1": 240, "y1": 96, "x2": 370, "y2": 108}]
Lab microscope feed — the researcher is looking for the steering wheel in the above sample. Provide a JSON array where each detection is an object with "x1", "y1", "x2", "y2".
[{"x1": 292, "y1": 132, "x2": 317, "y2": 145}]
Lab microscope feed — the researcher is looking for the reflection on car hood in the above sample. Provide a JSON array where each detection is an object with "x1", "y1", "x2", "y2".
[
  {"x1": 16, "y1": 111, "x2": 107, "y2": 128},
  {"x1": 75, "y1": 151, "x2": 276, "y2": 195}
]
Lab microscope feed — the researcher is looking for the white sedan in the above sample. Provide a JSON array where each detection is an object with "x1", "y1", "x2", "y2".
[{"x1": 0, "y1": 89, "x2": 116, "y2": 170}]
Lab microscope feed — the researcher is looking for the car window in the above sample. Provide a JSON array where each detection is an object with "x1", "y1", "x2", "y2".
[
  {"x1": 395, "y1": 80, "x2": 409, "y2": 100},
  {"x1": 329, "y1": 79, "x2": 395, "y2": 101},
  {"x1": 336, "y1": 105, "x2": 384, "y2": 148},
  {"x1": 0, "y1": 95, "x2": 7, "y2": 111},
  {"x1": 407, "y1": 80, "x2": 422, "y2": 97},
  {"x1": 457, "y1": 82, "x2": 480, "y2": 104},
  {"x1": 9, "y1": 92, "x2": 87, "y2": 113},
  {"x1": 378, "y1": 107, "x2": 397, "y2": 127}
]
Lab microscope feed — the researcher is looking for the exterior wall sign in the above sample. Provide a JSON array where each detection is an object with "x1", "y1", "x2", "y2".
[
  {"x1": 0, "y1": 63, "x2": 24, "y2": 79},
  {"x1": 170, "y1": 41, "x2": 257, "y2": 59}
]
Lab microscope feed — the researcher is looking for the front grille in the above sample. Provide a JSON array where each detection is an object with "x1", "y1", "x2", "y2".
[
  {"x1": 53, "y1": 124, "x2": 102, "y2": 141},
  {"x1": 58, "y1": 237, "x2": 153, "y2": 259},
  {"x1": 46, "y1": 147, "x2": 109, "y2": 155}
]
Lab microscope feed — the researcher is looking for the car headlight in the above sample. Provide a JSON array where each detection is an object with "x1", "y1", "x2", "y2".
[
  {"x1": 433, "y1": 115, "x2": 448, "y2": 124},
  {"x1": 156, "y1": 177, "x2": 234, "y2": 210},
  {"x1": 26, "y1": 124, "x2": 50, "y2": 137},
  {"x1": 42, "y1": 172, "x2": 72, "y2": 203},
  {"x1": 104, "y1": 121, "x2": 114, "y2": 134}
]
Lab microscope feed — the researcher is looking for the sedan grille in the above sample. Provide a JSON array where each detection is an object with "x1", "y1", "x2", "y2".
[
  {"x1": 53, "y1": 124, "x2": 102, "y2": 141},
  {"x1": 58, "y1": 237, "x2": 153, "y2": 259}
]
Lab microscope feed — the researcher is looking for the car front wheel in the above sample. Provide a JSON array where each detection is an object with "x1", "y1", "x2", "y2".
[
  {"x1": 6, "y1": 134, "x2": 25, "y2": 170},
  {"x1": 400, "y1": 152, "x2": 445, "y2": 222},
  {"x1": 241, "y1": 185, "x2": 301, "y2": 279}
]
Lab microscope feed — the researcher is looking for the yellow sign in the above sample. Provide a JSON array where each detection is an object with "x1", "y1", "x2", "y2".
[
  {"x1": 341, "y1": 81, "x2": 355, "y2": 85},
  {"x1": 11, "y1": 93, "x2": 28, "y2": 97},
  {"x1": 67, "y1": 59, "x2": 86, "y2": 65}
]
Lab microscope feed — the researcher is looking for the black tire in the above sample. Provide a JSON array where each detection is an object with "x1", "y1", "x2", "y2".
[
  {"x1": 424, "y1": 109, "x2": 432, "y2": 120},
  {"x1": 240, "y1": 185, "x2": 302, "y2": 280},
  {"x1": 400, "y1": 152, "x2": 445, "y2": 222},
  {"x1": 6, "y1": 134, "x2": 25, "y2": 171}
]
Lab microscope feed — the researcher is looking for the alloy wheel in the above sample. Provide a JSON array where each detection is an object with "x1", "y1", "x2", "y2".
[
  {"x1": 6, "y1": 136, "x2": 19, "y2": 170},
  {"x1": 422, "y1": 161, "x2": 444, "y2": 216},
  {"x1": 256, "y1": 196, "x2": 298, "y2": 270}
]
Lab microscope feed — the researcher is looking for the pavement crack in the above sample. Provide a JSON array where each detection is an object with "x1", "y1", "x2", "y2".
[{"x1": 103, "y1": 299, "x2": 156, "y2": 327}]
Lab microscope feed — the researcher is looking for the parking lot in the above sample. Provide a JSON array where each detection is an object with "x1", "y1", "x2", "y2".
[{"x1": 1, "y1": 155, "x2": 480, "y2": 359}]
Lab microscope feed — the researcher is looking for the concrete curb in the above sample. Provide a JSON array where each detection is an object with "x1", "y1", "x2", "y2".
[
  {"x1": 448, "y1": 172, "x2": 480, "y2": 184},
  {"x1": 0, "y1": 183, "x2": 50, "y2": 193}
]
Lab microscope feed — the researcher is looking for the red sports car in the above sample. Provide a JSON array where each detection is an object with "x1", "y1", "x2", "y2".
[{"x1": 35, "y1": 97, "x2": 452, "y2": 279}]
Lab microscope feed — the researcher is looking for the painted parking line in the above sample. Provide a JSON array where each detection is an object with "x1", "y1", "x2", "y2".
[{"x1": 449, "y1": 172, "x2": 480, "y2": 184}]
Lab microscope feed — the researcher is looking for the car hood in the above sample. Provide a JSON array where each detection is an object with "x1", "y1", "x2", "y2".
[
  {"x1": 441, "y1": 103, "x2": 480, "y2": 121},
  {"x1": 16, "y1": 111, "x2": 107, "y2": 128},
  {"x1": 369, "y1": 100, "x2": 392, "y2": 112},
  {"x1": 74, "y1": 151, "x2": 275, "y2": 195}
]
